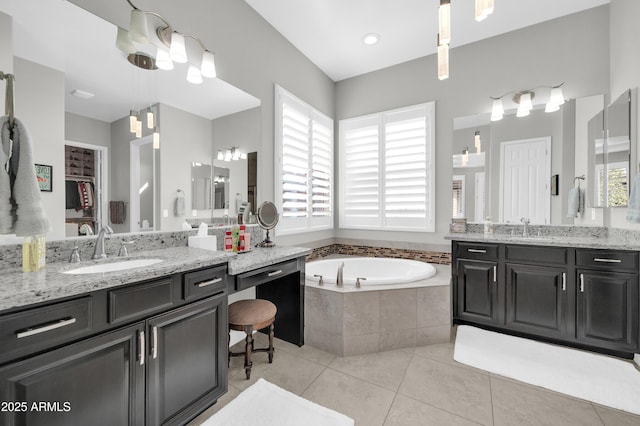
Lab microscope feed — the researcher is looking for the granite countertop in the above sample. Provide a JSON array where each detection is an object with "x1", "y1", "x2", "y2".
[
  {"x1": 446, "y1": 232, "x2": 640, "y2": 251},
  {"x1": 0, "y1": 245, "x2": 311, "y2": 312},
  {"x1": 227, "y1": 246, "x2": 311, "y2": 275}
]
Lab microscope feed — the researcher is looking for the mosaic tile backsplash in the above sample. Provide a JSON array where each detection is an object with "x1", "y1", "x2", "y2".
[{"x1": 305, "y1": 244, "x2": 451, "y2": 265}]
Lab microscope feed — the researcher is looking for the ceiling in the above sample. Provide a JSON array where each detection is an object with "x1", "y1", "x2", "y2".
[
  {"x1": 245, "y1": 0, "x2": 610, "y2": 82},
  {"x1": 0, "y1": 0, "x2": 260, "y2": 123}
]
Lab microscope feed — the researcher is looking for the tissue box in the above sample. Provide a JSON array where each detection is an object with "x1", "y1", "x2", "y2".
[{"x1": 188, "y1": 235, "x2": 217, "y2": 251}]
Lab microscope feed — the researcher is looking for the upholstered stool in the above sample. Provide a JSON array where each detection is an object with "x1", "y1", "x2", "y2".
[{"x1": 228, "y1": 299, "x2": 277, "y2": 380}]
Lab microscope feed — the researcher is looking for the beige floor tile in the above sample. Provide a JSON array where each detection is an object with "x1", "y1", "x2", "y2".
[
  {"x1": 228, "y1": 345, "x2": 325, "y2": 395},
  {"x1": 398, "y1": 356, "x2": 493, "y2": 425},
  {"x1": 593, "y1": 404, "x2": 640, "y2": 426},
  {"x1": 328, "y1": 349, "x2": 413, "y2": 392},
  {"x1": 384, "y1": 394, "x2": 483, "y2": 426},
  {"x1": 414, "y1": 341, "x2": 491, "y2": 373},
  {"x1": 274, "y1": 337, "x2": 337, "y2": 366},
  {"x1": 491, "y1": 376, "x2": 604, "y2": 426},
  {"x1": 302, "y1": 368, "x2": 396, "y2": 426}
]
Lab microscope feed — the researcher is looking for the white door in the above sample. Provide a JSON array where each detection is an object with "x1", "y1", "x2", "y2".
[
  {"x1": 499, "y1": 137, "x2": 551, "y2": 224},
  {"x1": 474, "y1": 171, "x2": 485, "y2": 223}
]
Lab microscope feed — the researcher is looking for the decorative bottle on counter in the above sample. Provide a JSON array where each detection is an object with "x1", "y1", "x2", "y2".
[
  {"x1": 22, "y1": 234, "x2": 46, "y2": 272},
  {"x1": 239, "y1": 225, "x2": 246, "y2": 252},
  {"x1": 231, "y1": 227, "x2": 240, "y2": 252},
  {"x1": 224, "y1": 231, "x2": 233, "y2": 251},
  {"x1": 484, "y1": 217, "x2": 493, "y2": 236}
]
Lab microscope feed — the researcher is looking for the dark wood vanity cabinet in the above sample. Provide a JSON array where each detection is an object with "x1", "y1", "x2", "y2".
[
  {"x1": 453, "y1": 241, "x2": 640, "y2": 358},
  {"x1": 0, "y1": 264, "x2": 229, "y2": 426}
]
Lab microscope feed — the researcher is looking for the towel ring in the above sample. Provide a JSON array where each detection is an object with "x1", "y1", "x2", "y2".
[{"x1": 573, "y1": 175, "x2": 585, "y2": 188}]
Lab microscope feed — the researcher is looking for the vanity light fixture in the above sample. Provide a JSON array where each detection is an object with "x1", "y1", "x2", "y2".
[
  {"x1": 217, "y1": 147, "x2": 246, "y2": 162},
  {"x1": 490, "y1": 83, "x2": 565, "y2": 121},
  {"x1": 116, "y1": 0, "x2": 218, "y2": 85},
  {"x1": 217, "y1": 150, "x2": 224, "y2": 161}
]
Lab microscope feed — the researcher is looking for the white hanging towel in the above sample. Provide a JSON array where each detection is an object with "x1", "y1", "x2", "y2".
[
  {"x1": 567, "y1": 187, "x2": 580, "y2": 218},
  {"x1": 174, "y1": 190, "x2": 185, "y2": 216}
]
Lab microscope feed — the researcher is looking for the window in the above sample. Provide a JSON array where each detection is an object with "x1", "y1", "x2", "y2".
[
  {"x1": 275, "y1": 85, "x2": 333, "y2": 235},
  {"x1": 339, "y1": 102, "x2": 436, "y2": 231}
]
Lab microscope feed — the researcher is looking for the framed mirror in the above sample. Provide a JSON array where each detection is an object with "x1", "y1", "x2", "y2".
[
  {"x1": 213, "y1": 166, "x2": 230, "y2": 210},
  {"x1": 256, "y1": 201, "x2": 279, "y2": 247}
]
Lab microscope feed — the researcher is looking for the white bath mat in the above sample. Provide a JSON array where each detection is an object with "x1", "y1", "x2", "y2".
[
  {"x1": 201, "y1": 378, "x2": 354, "y2": 426},
  {"x1": 453, "y1": 325, "x2": 640, "y2": 415}
]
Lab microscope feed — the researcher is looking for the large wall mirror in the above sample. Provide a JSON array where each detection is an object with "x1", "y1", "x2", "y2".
[
  {"x1": 589, "y1": 89, "x2": 631, "y2": 208},
  {"x1": 0, "y1": 0, "x2": 261, "y2": 239},
  {"x1": 452, "y1": 94, "x2": 609, "y2": 226}
]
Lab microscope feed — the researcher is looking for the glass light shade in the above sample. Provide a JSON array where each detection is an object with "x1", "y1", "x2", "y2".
[
  {"x1": 153, "y1": 128, "x2": 160, "y2": 149},
  {"x1": 519, "y1": 92, "x2": 533, "y2": 110},
  {"x1": 475, "y1": 0, "x2": 488, "y2": 21},
  {"x1": 491, "y1": 99, "x2": 504, "y2": 121},
  {"x1": 549, "y1": 86, "x2": 565, "y2": 106},
  {"x1": 128, "y1": 9, "x2": 148, "y2": 43},
  {"x1": 155, "y1": 48, "x2": 174, "y2": 70},
  {"x1": 516, "y1": 104, "x2": 531, "y2": 118},
  {"x1": 217, "y1": 150, "x2": 224, "y2": 160},
  {"x1": 116, "y1": 27, "x2": 136, "y2": 54},
  {"x1": 200, "y1": 51, "x2": 217, "y2": 78},
  {"x1": 224, "y1": 149, "x2": 232, "y2": 162},
  {"x1": 437, "y1": 42, "x2": 449, "y2": 81},
  {"x1": 129, "y1": 110, "x2": 138, "y2": 133},
  {"x1": 147, "y1": 111, "x2": 154, "y2": 129},
  {"x1": 232, "y1": 148, "x2": 241, "y2": 161},
  {"x1": 462, "y1": 148, "x2": 469, "y2": 166},
  {"x1": 135, "y1": 119, "x2": 142, "y2": 138},
  {"x1": 169, "y1": 32, "x2": 188, "y2": 63},
  {"x1": 439, "y1": 1, "x2": 451, "y2": 45},
  {"x1": 186, "y1": 64, "x2": 203, "y2": 84},
  {"x1": 474, "y1": 131, "x2": 481, "y2": 153}
]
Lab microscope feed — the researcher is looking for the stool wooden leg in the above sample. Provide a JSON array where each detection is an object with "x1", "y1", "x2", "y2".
[
  {"x1": 244, "y1": 326, "x2": 253, "y2": 380},
  {"x1": 268, "y1": 322, "x2": 275, "y2": 363},
  {"x1": 228, "y1": 331, "x2": 231, "y2": 367}
]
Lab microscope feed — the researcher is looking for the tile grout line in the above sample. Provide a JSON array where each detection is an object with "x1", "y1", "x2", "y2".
[{"x1": 488, "y1": 373, "x2": 496, "y2": 426}]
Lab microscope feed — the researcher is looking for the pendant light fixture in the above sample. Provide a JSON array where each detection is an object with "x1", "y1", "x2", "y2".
[
  {"x1": 437, "y1": 34, "x2": 449, "y2": 81},
  {"x1": 153, "y1": 127, "x2": 160, "y2": 149},
  {"x1": 462, "y1": 147, "x2": 469, "y2": 166},
  {"x1": 129, "y1": 110, "x2": 138, "y2": 133},
  {"x1": 474, "y1": 130, "x2": 482, "y2": 153},
  {"x1": 116, "y1": 27, "x2": 136, "y2": 54},
  {"x1": 135, "y1": 119, "x2": 143, "y2": 138},
  {"x1": 169, "y1": 32, "x2": 187, "y2": 63},
  {"x1": 475, "y1": 0, "x2": 495, "y2": 22},
  {"x1": 155, "y1": 48, "x2": 174, "y2": 70},
  {"x1": 439, "y1": 0, "x2": 451, "y2": 45},
  {"x1": 147, "y1": 110, "x2": 154, "y2": 129}
]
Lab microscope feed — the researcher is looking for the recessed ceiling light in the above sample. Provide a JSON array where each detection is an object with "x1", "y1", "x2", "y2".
[
  {"x1": 363, "y1": 33, "x2": 380, "y2": 46},
  {"x1": 70, "y1": 89, "x2": 95, "y2": 99}
]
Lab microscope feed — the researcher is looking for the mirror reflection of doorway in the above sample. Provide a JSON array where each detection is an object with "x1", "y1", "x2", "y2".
[
  {"x1": 247, "y1": 152, "x2": 257, "y2": 215},
  {"x1": 499, "y1": 137, "x2": 551, "y2": 224},
  {"x1": 130, "y1": 135, "x2": 155, "y2": 232}
]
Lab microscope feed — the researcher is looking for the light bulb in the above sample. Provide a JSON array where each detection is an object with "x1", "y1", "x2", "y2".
[
  {"x1": 169, "y1": 32, "x2": 187, "y2": 63},
  {"x1": 187, "y1": 64, "x2": 203, "y2": 84},
  {"x1": 201, "y1": 51, "x2": 217, "y2": 78}
]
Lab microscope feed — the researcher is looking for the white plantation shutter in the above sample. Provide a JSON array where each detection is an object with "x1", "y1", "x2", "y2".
[
  {"x1": 339, "y1": 102, "x2": 435, "y2": 231},
  {"x1": 275, "y1": 86, "x2": 333, "y2": 234}
]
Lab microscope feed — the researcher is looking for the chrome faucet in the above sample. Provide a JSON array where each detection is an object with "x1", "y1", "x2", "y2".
[
  {"x1": 336, "y1": 262, "x2": 344, "y2": 288},
  {"x1": 520, "y1": 217, "x2": 531, "y2": 238},
  {"x1": 92, "y1": 225, "x2": 113, "y2": 259}
]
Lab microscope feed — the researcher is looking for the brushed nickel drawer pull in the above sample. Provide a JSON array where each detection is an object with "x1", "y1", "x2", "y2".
[
  {"x1": 267, "y1": 270, "x2": 283, "y2": 277},
  {"x1": 562, "y1": 272, "x2": 566, "y2": 291},
  {"x1": 152, "y1": 326, "x2": 158, "y2": 359},
  {"x1": 468, "y1": 249, "x2": 487, "y2": 253},
  {"x1": 16, "y1": 317, "x2": 77, "y2": 339},
  {"x1": 493, "y1": 266, "x2": 497, "y2": 283},
  {"x1": 196, "y1": 277, "x2": 223, "y2": 287},
  {"x1": 579, "y1": 274, "x2": 585, "y2": 293},
  {"x1": 593, "y1": 258, "x2": 622, "y2": 263},
  {"x1": 139, "y1": 330, "x2": 145, "y2": 366}
]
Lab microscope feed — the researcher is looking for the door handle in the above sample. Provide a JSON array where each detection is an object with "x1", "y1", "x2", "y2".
[
  {"x1": 196, "y1": 277, "x2": 223, "y2": 287},
  {"x1": 493, "y1": 265, "x2": 497, "y2": 283},
  {"x1": 468, "y1": 249, "x2": 487, "y2": 253},
  {"x1": 152, "y1": 326, "x2": 158, "y2": 359},
  {"x1": 139, "y1": 330, "x2": 145, "y2": 366},
  {"x1": 562, "y1": 272, "x2": 566, "y2": 291},
  {"x1": 579, "y1": 273, "x2": 585, "y2": 293},
  {"x1": 267, "y1": 270, "x2": 283, "y2": 277},
  {"x1": 593, "y1": 258, "x2": 621, "y2": 263}
]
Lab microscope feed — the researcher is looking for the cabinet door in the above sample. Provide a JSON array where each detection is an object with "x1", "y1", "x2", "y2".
[
  {"x1": 146, "y1": 294, "x2": 228, "y2": 426},
  {"x1": 577, "y1": 270, "x2": 639, "y2": 352},
  {"x1": 456, "y1": 259, "x2": 499, "y2": 324},
  {"x1": 0, "y1": 323, "x2": 145, "y2": 426},
  {"x1": 506, "y1": 263, "x2": 568, "y2": 339}
]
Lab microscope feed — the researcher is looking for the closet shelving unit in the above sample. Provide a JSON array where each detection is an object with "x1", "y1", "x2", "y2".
[{"x1": 65, "y1": 145, "x2": 96, "y2": 235}]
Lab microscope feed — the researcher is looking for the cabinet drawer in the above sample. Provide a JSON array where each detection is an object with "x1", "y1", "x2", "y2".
[
  {"x1": 455, "y1": 242, "x2": 499, "y2": 260},
  {"x1": 235, "y1": 259, "x2": 299, "y2": 291},
  {"x1": 183, "y1": 265, "x2": 227, "y2": 302},
  {"x1": 109, "y1": 278, "x2": 174, "y2": 325},
  {"x1": 0, "y1": 297, "x2": 93, "y2": 364},
  {"x1": 576, "y1": 249, "x2": 638, "y2": 273},
  {"x1": 506, "y1": 245, "x2": 568, "y2": 265}
]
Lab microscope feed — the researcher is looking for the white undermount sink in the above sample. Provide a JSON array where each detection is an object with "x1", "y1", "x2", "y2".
[{"x1": 63, "y1": 258, "x2": 164, "y2": 275}]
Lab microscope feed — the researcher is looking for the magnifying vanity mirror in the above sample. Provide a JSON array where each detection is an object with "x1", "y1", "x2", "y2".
[{"x1": 256, "y1": 201, "x2": 279, "y2": 247}]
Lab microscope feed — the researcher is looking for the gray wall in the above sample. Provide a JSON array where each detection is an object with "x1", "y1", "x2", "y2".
[
  {"x1": 336, "y1": 6, "x2": 610, "y2": 249},
  {"x1": 65, "y1": 112, "x2": 111, "y2": 149}
]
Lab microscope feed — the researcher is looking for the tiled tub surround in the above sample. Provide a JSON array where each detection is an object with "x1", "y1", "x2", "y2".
[
  {"x1": 305, "y1": 243, "x2": 451, "y2": 265},
  {"x1": 0, "y1": 225, "x2": 263, "y2": 270},
  {"x1": 305, "y1": 263, "x2": 451, "y2": 356}
]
